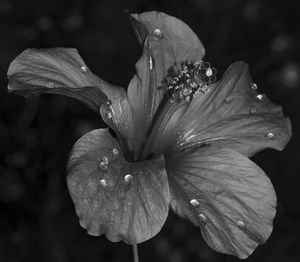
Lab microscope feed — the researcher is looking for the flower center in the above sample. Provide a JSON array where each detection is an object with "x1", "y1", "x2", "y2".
[{"x1": 161, "y1": 60, "x2": 217, "y2": 103}]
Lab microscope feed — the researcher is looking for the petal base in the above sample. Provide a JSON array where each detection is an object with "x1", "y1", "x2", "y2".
[{"x1": 67, "y1": 128, "x2": 170, "y2": 244}]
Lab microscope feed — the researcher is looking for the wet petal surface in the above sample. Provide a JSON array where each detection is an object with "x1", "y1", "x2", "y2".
[
  {"x1": 167, "y1": 146, "x2": 276, "y2": 258},
  {"x1": 7, "y1": 48, "x2": 107, "y2": 112},
  {"x1": 67, "y1": 129, "x2": 170, "y2": 244},
  {"x1": 7, "y1": 47, "x2": 135, "y2": 156},
  {"x1": 173, "y1": 62, "x2": 291, "y2": 156},
  {"x1": 127, "y1": 12, "x2": 205, "y2": 157}
]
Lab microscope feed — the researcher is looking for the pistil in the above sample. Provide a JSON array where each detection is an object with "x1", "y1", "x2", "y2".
[{"x1": 140, "y1": 60, "x2": 217, "y2": 159}]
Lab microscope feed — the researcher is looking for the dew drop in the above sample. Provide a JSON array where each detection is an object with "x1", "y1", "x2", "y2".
[
  {"x1": 99, "y1": 161, "x2": 107, "y2": 170},
  {"x1": 249, "y1": 106, "x2": 257, "y2": 114},
  {"x1": 80, "y1": 65, "x2": 87, "y2": 72},
  {"x1": 47, "y1": 82, "x2": 54, "y2": 88},
  {"x1": 250, "y1": 83, "x2": 257, "y2": 91},
  {"x1": 256, "y1": 94, "x2": 264, "y2": 101},
  {"x1": 237, "y1": 220, "x2": 245, "y2": 228},
  {"x1": 198, "y1": 214, "x2": 207, "y2": 225},
  {"x1": 100, "y1": 179, "x2": 107, "y2": 187},
  {"x1": 106, "y1": 110, "x2": 113, "y2": 119},
  {"x1": 112, "y1": 148, "x2": 118, "y2": 157},
  {"x1": 224, "y1": 95, "x2": 233, "y2": 104},
  {"x1": 206, "y1": 68, "x2": 213, "y2": 77},
  {"x1": 266, "y1": 132, "x2": 275, "y2": 140},
  {"x1": 190, "y1": 199, "x2": 200, "y2": 207},
  {"x1": 149, "y1": 56, "x2": 153, "y2": 70},
  {"x1": 152, "y1": 28, "x2": 164, "y2": 39},
  {"x1": 124, "y1": 174, "x2": 133, "y2": 183}
]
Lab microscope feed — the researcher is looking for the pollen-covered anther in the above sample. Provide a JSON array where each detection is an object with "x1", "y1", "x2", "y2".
[
  {"x1": 99, "y1": 156, "x2": 109, "y2": 170},
  {"x1": 162, "y1": 60, "x2": 217, "y2": 103}
]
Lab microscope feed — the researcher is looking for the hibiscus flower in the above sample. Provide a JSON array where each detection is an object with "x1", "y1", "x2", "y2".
[{"x1": 7, "y1": 11, "x2": 291, "y2": 259}]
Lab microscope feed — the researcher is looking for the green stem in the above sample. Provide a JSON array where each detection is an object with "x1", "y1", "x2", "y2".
[{"x1": 133, "y1": 243, "x2": 139, "y2": 262}]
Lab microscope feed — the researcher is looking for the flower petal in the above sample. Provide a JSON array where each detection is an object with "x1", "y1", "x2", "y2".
[
  {"x1": 127, "y1": 12, "x2": 205, "y2": 157},
  {"x1": 8, "y1": 48, "x2": 135, "y2": 156},
  {"x1": 173, "y1": 62, "x2": 291, "y2": 156},
  {"x1": 167, "y1": 146, "x2": 276, "y2": 258},
  {"x1": 98, "y1": 79, "x2": 135, "y2": 158},
  {"x1": 67, "y1": 128, "x2": 170, "y2": 244},
  {"x1": 7, "y1": 48, "x2": 107, "y2": 112},
  {"x1": 130, "y1": 11, "x2": 205, "y2": 65}
]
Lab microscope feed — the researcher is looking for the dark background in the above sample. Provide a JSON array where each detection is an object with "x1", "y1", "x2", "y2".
[{"x1": 0, "y1": 0, "x2": 300, "y2": 261}]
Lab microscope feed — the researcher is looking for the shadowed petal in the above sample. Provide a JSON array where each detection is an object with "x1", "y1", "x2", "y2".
[
  {"x1": 67, "y1": 128, "x2": 170, "y2": 244},
  {"x1": 173, "y1": 62, "x2": 291, "y2": 156},
  {"x1": 7, "y1": 48, "x2": 135, "y2": 155},
  {"x1": 7, "y1": 48, "x2": 107, "y2": 112},
  {"x1": 127, "y1": 12, "x2": 205, "y2": 157},
  {"x1": 167, "y1": 146, "x2": 276, "y2": 259}
]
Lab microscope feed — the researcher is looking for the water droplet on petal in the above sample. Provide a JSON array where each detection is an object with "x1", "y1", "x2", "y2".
[
  {"x1": 250, "y1": 83, "x2": 257, "y2": 91},
  {"x1": 99, "y1": 161, "x2": 107, "y2": 170},
  {"x1": 198, "y1": 214, "x2": 207, "y2": 224},
  {"x1": 249, "y1": 106, "x2": 257, "y2": 114},
  {"x1": 190, "y1": 199, "x2": 200, "y2": 207},
  {"x1": 80, "y1": 65, "x2": 87, "y2": 72},
  {"x1": 256, "y1": 94, "x2": 264, "y2": 100},
  {"x1": 100, "y1": 179, "x2": 107, "y2": 187},
  {"x1": 47, "y1": 82, "x2": 54, "y2": 88},
  {"x1": 106, "y1": 110, "x2": 113, "y2": 119},
  {"x1": 224, "y1": 95, "x2": 233, "y2": 104},
  {"x1": 112, "y1": 148, "x2": 118, "y2": 157},
  {"x1": 124, "y1": 174, "x2": 133, "y2": 183},
  {"x1": 152, "y1": 28, "x2": 164, "y2": 39},
  {"x1": 266, "y1": 132, "x2": 275, "y2": 140},
  {"x1": 237, "y1": 220, "x2": 245, "y2": 228},
  {"x1": 149, "y1": 56, "x2": 153, "y2": 70}
]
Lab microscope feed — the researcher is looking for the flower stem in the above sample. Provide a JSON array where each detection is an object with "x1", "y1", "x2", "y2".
[{"x1": 132, "y1": 243, "x2": 139, "y2": 262}]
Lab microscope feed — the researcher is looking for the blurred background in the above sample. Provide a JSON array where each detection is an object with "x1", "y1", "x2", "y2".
[{"x1": 0, "y1": 0, "x2": 300, "y2": 261}]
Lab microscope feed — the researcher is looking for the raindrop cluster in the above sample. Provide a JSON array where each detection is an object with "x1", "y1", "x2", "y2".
[
  {"x1": 189, "y1": 198, "x2": 247, "y2": 229},
  {"x1": 161, "y1": 61, "x2": 217, "y2": 103}
]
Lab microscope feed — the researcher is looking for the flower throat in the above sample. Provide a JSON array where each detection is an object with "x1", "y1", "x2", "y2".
[{"x1": 160, "y1": 60, "x2": 217, "y2": 103}]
